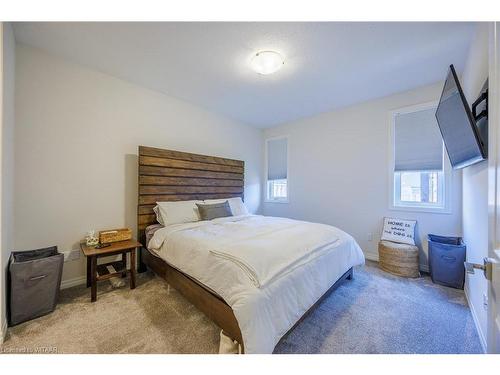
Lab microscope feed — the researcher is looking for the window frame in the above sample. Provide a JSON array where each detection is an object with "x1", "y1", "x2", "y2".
[
  {"x1": 388, "y1": 101, "x2": 452, "y2": 214},
  {"x1": 394, "y1": 170, "x2": 445, "y2": 208},
  {"x1": 264, "y1": 136, "x2": 290, "y2": 203}
]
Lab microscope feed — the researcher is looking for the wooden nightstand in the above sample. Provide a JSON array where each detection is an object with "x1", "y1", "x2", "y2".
[{"x1": 80, "y1": 239, "x2": 142, "y2": 302}]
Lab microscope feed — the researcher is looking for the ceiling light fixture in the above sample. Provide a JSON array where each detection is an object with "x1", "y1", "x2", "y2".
[{"x1": 251, "y1": 51, "x2": 284, "y2": 75}]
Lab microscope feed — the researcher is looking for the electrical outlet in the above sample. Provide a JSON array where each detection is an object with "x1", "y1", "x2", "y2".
[
  {"x1": 367, "y1": 233, "x2": 373, "y2": 241},
  {"x1": 483, "y1": 293, "x2": 488, "y2": 308},
  {"x1": 63, "y1": 250, "x2": 80, "y2": 262}
]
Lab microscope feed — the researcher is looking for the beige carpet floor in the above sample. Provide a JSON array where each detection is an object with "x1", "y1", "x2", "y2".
[
  {"x1": 1, "y1": 271, "x2": 220, "y2": 354},
  {"x1": 0, "y1": 261, "x2": 482, "y2": 354}
]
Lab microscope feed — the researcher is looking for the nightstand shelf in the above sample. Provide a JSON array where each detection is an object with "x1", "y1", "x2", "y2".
[
  {"x1": 96, "y1": 260, "x2": 127, "y2": 281},
  {"x1": 80, "y1": 239, "x2": 142, "y2": 302}
]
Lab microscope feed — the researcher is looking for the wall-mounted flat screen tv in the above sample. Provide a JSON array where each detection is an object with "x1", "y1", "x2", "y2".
[{"x1": 435, "y1": 64, "x2": 486, "y2": 169}]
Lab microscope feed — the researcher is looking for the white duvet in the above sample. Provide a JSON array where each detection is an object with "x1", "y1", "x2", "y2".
[{"x1": 149, "y1": 215, "x2": 365, "y2": 353}]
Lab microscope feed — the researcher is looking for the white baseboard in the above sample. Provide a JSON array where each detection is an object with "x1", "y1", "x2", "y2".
[
  {"x1": 60, "y1": 275, "x2": 86, "y2": 290},
  {"x1": 364, "y1": 251, "x2": 379, "y2": 262},
  {"x1": 464, "y1": 284, "x2": 487, "y2": 353},
  {"x1": 0, "y1": 318, "x2": 7, "y2": 344},
  {"x1": 419, "y1": 264, "x2": 430, "y2": 273},
  {"x1": 60, "y1": 254, "x2": 124, "y2": 290},
  {"x1": 363, "y1": 251, "x2": 429, "y2": 273}
]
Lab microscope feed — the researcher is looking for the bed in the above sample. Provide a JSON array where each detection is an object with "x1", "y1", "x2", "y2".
[{"x1": 137, "y1": 146, "x2": 365, "y2": 353}]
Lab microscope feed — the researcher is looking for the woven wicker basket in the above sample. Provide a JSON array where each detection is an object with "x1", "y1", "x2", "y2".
[
  {"x1": 378, "y1": 240, "x2": 420, "y2": 278},
  {"x1": 99, "y1": 228, "x2": 132, "y2": 244}
]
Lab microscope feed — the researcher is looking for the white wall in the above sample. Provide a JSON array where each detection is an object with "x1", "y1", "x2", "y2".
[
  {"x1": 14, "y1": 44, "x2": 263, "y2": 285},
  {"x1": 461, "y1": 23, "x2": 489, "y2": 352},
  {"x1": 1, "y1": 22, "x2": 15, "y2": 341},
  {"x1": 263, "y1": 83, "x2": 463, "y2": 269}
]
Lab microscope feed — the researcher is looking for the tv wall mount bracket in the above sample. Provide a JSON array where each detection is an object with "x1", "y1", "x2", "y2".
[{"x1": 472, "y1": 89, "x2": 488, "y2": 122}]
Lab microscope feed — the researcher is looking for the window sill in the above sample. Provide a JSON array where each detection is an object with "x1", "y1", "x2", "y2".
[
  {"x1": 389, "y1": 204, "x2": 451, "y2": 215},
  {"x1": 264, "y1": 199, "x2": 289, "y2": 204}
]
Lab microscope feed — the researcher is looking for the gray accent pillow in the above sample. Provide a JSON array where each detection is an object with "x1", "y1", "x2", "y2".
[{"x1": 196, "y1": 201, "x2": 233, "y2": 221}]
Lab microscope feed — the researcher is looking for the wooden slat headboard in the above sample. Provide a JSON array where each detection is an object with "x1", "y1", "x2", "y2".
[{"x1": 137, "y1": 146, "x2": 245, "y2": 244}]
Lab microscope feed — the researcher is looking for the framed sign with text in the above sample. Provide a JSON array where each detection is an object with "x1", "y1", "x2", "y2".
[{"x1": 381, "y1": 217, "x2": 416, "y2": 245}]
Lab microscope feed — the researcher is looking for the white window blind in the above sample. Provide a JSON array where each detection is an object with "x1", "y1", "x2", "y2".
[
  {"x1": 267, "y1": 138, "x2": 288, "y2": 180},
  {"x1": 394, "y1": 107, "x2": 443, "y2": 172}
]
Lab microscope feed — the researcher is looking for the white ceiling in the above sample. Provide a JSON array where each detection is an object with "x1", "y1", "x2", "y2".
[{"x1": 13, "y1": 22, "x2": 476, "y2": 128}]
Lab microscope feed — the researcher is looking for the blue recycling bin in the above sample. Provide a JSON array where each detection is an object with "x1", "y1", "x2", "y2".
[{"x1": 428, "y1": 234, "x2": 466, "y2": 289}]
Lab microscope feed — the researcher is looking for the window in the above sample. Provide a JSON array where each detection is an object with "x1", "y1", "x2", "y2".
[
  {"x1": 390, "y1": 104, "x2": 451, "y2": 213},
  {"x1": 394, "y1": 170, "x2": 444, "y2": 208},
  {"x1": 266, "y1": 137, "x2": 288, "y2": 202}
]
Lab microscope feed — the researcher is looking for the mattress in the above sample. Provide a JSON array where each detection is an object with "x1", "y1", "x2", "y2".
[{"x1": 148, "y1": 214, "x2": 365, "y2": 353}]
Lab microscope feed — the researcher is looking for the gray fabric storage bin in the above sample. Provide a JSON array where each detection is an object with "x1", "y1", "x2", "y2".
[
  {"x1": 8, "y1": 246, "x2": 64, "y2": 326},
  {"x1": 428, "y1": 234, "x2": 466, "y2": 289}
]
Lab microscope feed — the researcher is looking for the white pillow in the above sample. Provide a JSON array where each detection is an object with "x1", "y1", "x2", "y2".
[
  {"x1": 152, "y1": 205, "x2": 165, "y2": 226},
  {"x1": 229, "y1": 197, "x2": 250, "y2": 216},
  {"x1": 156, "y1": 200, "x2": 203, "y2": 226},
  {"x1": 381, "y1": 217, "x2": 417, "y2": 246},
  {"x1": 203, "y1": 197, "x2": 249, "y2": 216}
]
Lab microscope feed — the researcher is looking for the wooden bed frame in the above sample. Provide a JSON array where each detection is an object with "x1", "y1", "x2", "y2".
[{"x1": 137, "y1": 145, "x2": 353, "y2": 353}]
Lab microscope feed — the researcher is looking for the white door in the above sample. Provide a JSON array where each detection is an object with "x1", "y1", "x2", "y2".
[
  {"x1": 488, "y1": 22, "x2": 500, "y2": 354},
  {"x1": 0, "y1": 22, "x2": 5, "y2": 343}
]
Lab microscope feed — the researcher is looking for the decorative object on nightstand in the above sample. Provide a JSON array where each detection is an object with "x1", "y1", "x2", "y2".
[
  {"x1": 378, "y1": 217, "x2": 420, "y2": 278},
  {"x1": 98, "y1": 228, "x2": 132, "y2": 244},
  {"x1": 85, "y1": 230, "x2": 99, "y2": 247},
  {"x1": 80, "y1": 239, "x2": 142, "y2": 302}
]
